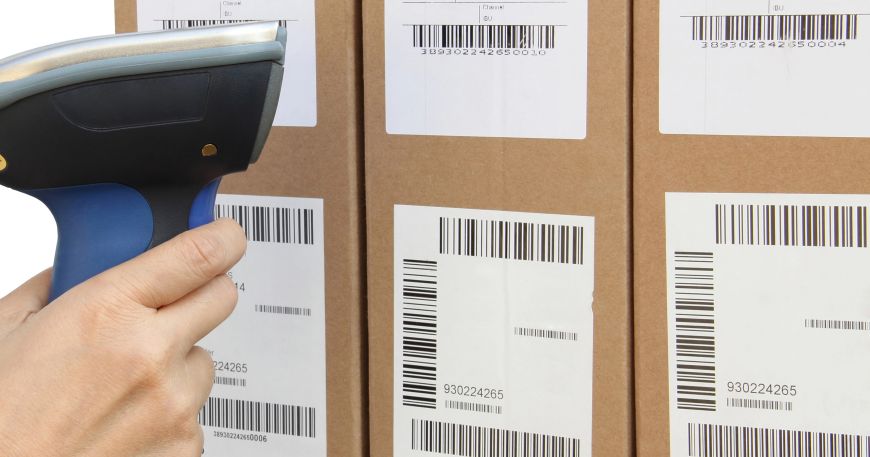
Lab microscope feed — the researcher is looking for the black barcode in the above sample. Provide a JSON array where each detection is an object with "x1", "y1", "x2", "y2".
[
  {"x1": 197, "y1": 397, "x2": 315, "y2": 437},
  {"x1": 215, "y1": 204, "x2": 315, "y2": 245},
  {"x1": 213, "y1": 376, "x2": 247, "y2": 387},
  {"x1": 514, "y1": 326, "x2": 578, "y2": 342},
  {"x1": 411, "y1": 419, "x2": 581, "y2": 457},
  {"x1": 673, "y1": 252, "x2": 717, "y2": 412},
  {"x1": 806, "y1": 318, "x2": 870, "y2": 331},
  {"x1": 160, "y1": 19, "x2": 289, "y2": 30},
  {"x1": 726, "y1": 397, "x2": 792, "y2": 411},
  {"x1": 688, "y1": 423, "x2": 870, "y2": 457},
  {"x1": 439, "y1": 217, "x2": 584, "y2": 265},
  {"x1": 714, "y1": 204, "x2": 868, "y2": 248},
  {"x1": 412, "y1": 25, "x2": 555, "y2": 49},
  {"x1": 691, "y1": 15, "x2": 858, "y2": 41},
  {"x1": 255, "y1": 304, "x2": 312, "y2": 317},
  {"x1": 445, "y1": 400, "x2": 503, "y2": 415},
  {"x1": 401, "y1": 259, "x2": 438, "y2": 409}
]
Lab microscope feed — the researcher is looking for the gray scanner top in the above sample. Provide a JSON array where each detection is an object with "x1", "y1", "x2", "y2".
[{"x1": 0, "y1": 21, "x2": 286, "y2": 110}]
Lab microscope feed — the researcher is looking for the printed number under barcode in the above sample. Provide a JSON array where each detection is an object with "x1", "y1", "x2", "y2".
[
  {"x1": 198, "y1": 397, "x2": 315, "y2": 438},
  {"x1": 411, "y1": 419, "x2": 581, "y2": 457},
  {"x1": 688, "y1": 423, "x2": 870, "y2": 457},
  {"x1": 161, "y1": 19, "x2": 289, "y2": 30},
  {"x1": 691, "y1": 14, "x2": 858, "y2": 41},
  {"x1": 412, "y1": 25, "x2": 555, "y2": 49},
  {"x1": 215, "y1": 204, "x2": 315, "y2": 245}
]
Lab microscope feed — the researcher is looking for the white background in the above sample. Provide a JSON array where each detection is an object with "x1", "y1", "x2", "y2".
[
  {"x1": 385, "y1": 0, "x2": 587, "y2": 139},
  {"x1": 0, "y1": 1, "x2": 115, "y2": 297}
]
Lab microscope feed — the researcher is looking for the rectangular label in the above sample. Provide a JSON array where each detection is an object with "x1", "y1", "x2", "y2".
[
  {"x1": 137, "y1": 0, "x2": 317, "y2": 127},
  {"x1": 385, "y1": 0, "x2": 587, "y2": 139},
  {"x1": 666, "y1": 193, "x2": 870, "y2": 457},
  {"x1": 660, "y1": 0, "x2": 870, "y2": 137},
  {"x1": 199, "y1": 194, "x2": 325, "y2": 457},
  {"x1": 394, "y1": 205, "x2": 594, "y2": 457}
]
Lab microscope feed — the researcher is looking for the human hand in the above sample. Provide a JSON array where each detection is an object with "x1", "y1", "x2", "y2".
[{"x1": 0, "y1": 219, "x2": 246, "y2": 457}]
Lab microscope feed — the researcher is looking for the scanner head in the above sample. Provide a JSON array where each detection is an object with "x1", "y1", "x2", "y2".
[{"x1": 0, "y1": 22, "x2": 285, "y2": 191}]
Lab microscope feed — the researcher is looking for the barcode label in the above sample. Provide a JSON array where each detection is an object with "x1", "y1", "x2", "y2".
[
  {"x1": 687, "y1": 423, "x2": 870, "y2": 457},
  {"x1": 691, "y1": 14, "x2": 859, "y2": 41},
  {"x1": 410, "y1": 419, "x2": 581, "y2": 457},
  {"x1": 444, "y1": 400, "x2": 503, "y2": 415},
  {"x1": 673, "y1": 252, "x2": 717, "y2": 412},
  {"x1": 401, "y1": 259, "x2": 438, "y2": 409},
  {"x1": 725, "y1": 397, "x2": 793, "y2": 411},
  {"x1": 805, "y1": 318, "x2": 870, "y2": 331},
  {"x1": 215, "y1": 204, "x2": 315, "y2": 245},
  {"x1": 514, "y1": 326, "x2": 578, "y2": 342},
  {"x1": 255, "y1": 304, "x2": 312, "y2": 317},
  {"x1": 160, "y1": 19, "x2": 289, "y2": 30},
  {"x1": 411, "y1": 25, "x2": 556, "y2": 49},
  {"x1": 213, "y1": 376, "x2": 247, "y2": 388},
  {"x1": 439, "y1": 217, "x2": 584, "y2": 265},
  {"x1": 197, "y1": 397, "x2": 315, "y2": 437},
  {"x1": 714, "y1": 204, "x2": 868, "y2": 248}
]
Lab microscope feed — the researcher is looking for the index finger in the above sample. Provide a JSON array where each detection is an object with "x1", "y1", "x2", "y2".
[{"x1": 69, "y1": 218, "x2": 247, "y2": 310}]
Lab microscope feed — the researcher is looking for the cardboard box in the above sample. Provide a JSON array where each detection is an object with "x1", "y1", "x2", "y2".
[
  {"x1": 114, "y1": 2, "x2": 367, "y2": 457},
  {"x1": 636, "y1": 1, "x2": 870, "y2": 455},
  {"x1": 363, "y1": 0, "x2": 633, "y2": 455}
]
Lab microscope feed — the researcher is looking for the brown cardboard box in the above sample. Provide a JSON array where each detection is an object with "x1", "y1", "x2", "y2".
[
  {"x1": 635, "y1": 1, "x2": 870, "y2": 455},
  {"x1": 114, "y1": 2, "x2": 367, "y2": 456},
  {"x1": 363, "y1": 0, "x2": 633, "y2": 455}
]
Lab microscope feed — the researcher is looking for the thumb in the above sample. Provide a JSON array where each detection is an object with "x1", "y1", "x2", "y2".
[{"x1": 0, "y1": 269, "x2": 53, "y2": 337}]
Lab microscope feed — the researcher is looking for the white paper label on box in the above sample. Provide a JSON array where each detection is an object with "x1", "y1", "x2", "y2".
[
  {"x1": 666, "y1": 192, "x2": 870, "y2": 457},
  {"x1": 660, "y1": 0, "x2": 870, "y2": 137},
  {"x1": 393, "y1": 205, "x2": 594, "y2": 457},
  {"x1": 137, "y1": 0, "x2": 317, "y2": 127},
  {"x1": 384, "y1": 0, "x2": 587, "y2": 139},
  {"x1": 199, "y1": 194, "x2": 325, "y2": 457}
]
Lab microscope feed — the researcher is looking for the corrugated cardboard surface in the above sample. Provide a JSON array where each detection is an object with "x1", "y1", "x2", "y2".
[
  {"x1": 363, "y1": 0, "x2": 633, "y2": 455},
  {"x1": 633, "y1": 1, "x2": 870, "y2": 456},
  {"x1": 114, "y1": 2, "x2": 368, "y2": 456}
]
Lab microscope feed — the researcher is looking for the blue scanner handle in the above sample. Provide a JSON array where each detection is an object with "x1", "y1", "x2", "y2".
[{"x1": 26, "y1": 180, "x2": 221, "y2": 302}]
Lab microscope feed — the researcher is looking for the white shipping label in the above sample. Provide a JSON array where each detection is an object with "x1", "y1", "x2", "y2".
[
  {"x1": 660, "y1": 0, "x2": 870, "y2": 137},
  {"x1": 384, "y1": 0, "x2": 587, "y2": 139},
  {"x1": 666, "y1": 193, "x2": 870, "y2": 457},
  {"x1": 137, "y1": 0, "x2": 317, "y2": 127},
  {"x1": 200, "y1": 194, "x2": 325, "y2": 457},
  {"x1": 393, "y1": 205, "x2": 594, "y2": 457}
]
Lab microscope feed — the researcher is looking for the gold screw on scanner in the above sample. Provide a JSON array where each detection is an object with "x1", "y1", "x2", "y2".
[
  {"x1": 201, "y1": 144, "x2": 218, "y2": 157},
  {"x1": 0, "y1": 153, "x2": 6, "y2": 172}
]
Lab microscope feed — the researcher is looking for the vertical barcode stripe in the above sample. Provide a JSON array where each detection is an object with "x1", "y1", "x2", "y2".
[
  {"x1": 673, "y1": 251, "x2": 717, "y2": 412},
  {"x1": 715, "y1": 204, "x2": 868, "y2": 247},
  {"x1": 215, "y1": 204, "x2": 314, "y2": 245},
  {"x1": 687, "y1": 423, "x2": 870, "y2": 457},
  {"x1": 198, "y1": 397, "x2": 314, "y2": 437},
  {"x1": 410, "y1": 419, "x2": 581, "y2": 457},
  {"x1": 161, "y1": 19, "x2": 289, "y2": 29},
  {"x1": 691, "y1": 15, "x2": 859, "y2": 41},
  {"x1": 439, "y1": 217, "x2": 584, "y2": 265},
  {"x1": 410, "y1": 24, "x2": 556, "y2": 49},
  {"x1": 401, "y1": 259, "x2": 438, "y2": 409}
]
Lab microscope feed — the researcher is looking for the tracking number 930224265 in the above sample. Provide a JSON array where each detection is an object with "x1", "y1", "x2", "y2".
[
  {"x1": 444, "y1": 384, "x2": 505, "y2": 400},
  {"x1": 213, "y1": 361, "x2": 249, "y2": 374},
  {"x1": 727, "y1": 381, "x2": 797, "y2": 397}
]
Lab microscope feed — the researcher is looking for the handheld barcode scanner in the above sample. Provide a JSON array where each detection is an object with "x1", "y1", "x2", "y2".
[{"x1": 0, "y1": 22, "x2": 286, "y2": 301}]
